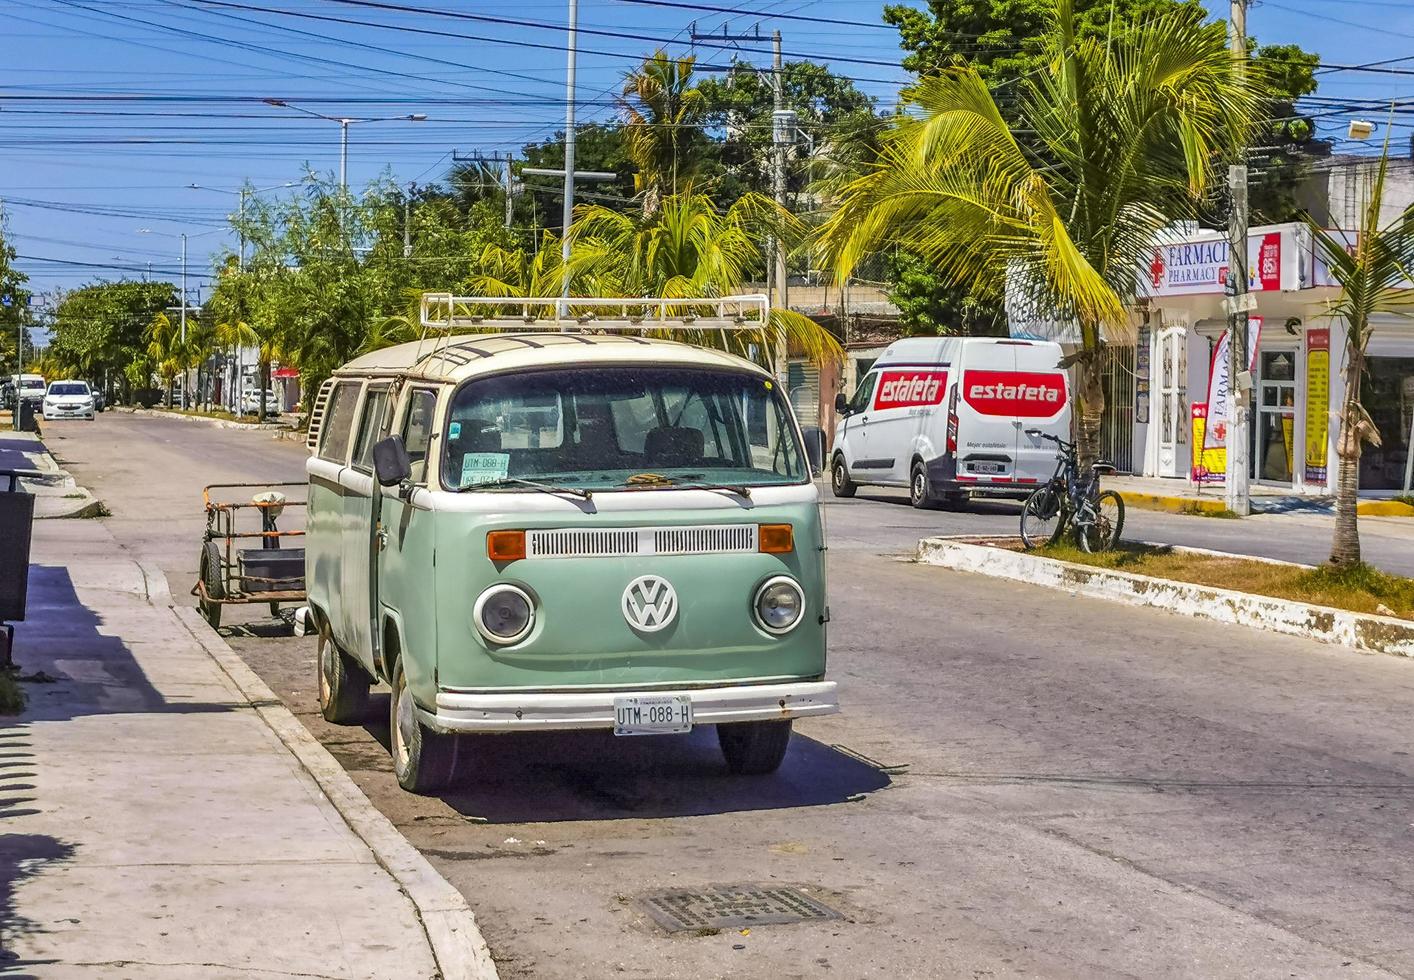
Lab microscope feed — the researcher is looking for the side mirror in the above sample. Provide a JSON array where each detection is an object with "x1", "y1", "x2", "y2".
[
  {"x1": 372, "y1": 434, "x2": 412, "y2": 488},
  {"x1": 800, "y1": 426, "x2": 824, "y2": 476},
  {"x1": 834, "y1": 392, "x2": 850, "y2": 415}
]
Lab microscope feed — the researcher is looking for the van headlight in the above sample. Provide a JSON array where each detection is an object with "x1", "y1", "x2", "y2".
[
  {"x1": 473, "y1": 584, "x2": 535, "y2": 644},
  {"x1": 754, "y1": 576, "x2": 805, "y2": 635}
]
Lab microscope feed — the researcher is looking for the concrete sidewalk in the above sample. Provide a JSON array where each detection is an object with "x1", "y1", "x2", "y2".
[
  {"x1": 1106, "y1": 474, "x2": 1414, "y2": 517},
  {"x1": 0, "y1": 520, "x2": 492, "y2": 978},
  {"x1": 0, "y1": 429, "x2": 104, "y2": 519}
]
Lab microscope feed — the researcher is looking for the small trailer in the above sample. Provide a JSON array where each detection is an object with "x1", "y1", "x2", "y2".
[{"x1": 194, "y1": 481, "x2": 306, "y2": 628}]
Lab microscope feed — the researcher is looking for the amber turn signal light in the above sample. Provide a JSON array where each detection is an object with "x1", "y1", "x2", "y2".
[
  {"x1": 486, "y1": 530, "x2": 527, "y2": 562},
  {"x1": 758, "y1": 524, "x2": 794, "y2": 554}
]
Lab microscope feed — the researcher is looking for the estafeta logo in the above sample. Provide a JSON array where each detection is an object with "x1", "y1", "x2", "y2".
[
  {"x1": 962, "y1": 371, "x2": 1067, "y2": 418},
  {"x1": 873, "y1": 370, "x2": 948, "y2": 411},
  {"x1": 622, "y1": 575, "x2": 678, "y2": 632}
]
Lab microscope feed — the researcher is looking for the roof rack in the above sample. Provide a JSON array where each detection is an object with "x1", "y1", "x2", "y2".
[{"x1": 420, "y1": 293, "x2": 770, "y2": 333}]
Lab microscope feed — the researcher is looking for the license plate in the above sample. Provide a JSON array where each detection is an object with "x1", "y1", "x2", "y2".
[
  {"x1": 613, "y1": 695, "x2": 693, "y2": 736},
  {"x1": 973, "y1": 462, "x2": 1005, "y2": 474}
]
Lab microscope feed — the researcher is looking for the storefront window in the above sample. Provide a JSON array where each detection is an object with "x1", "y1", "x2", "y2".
[{"x1": 1359, "y1": 356, "x2": 1414, "y2": 491}]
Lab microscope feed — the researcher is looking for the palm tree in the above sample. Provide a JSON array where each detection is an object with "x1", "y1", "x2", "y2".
[
  {"x1": 621, "y1": 50, "x2": 707, "y2": 213},
  {"x1": 1309, "y1": 138, "x2": 1414, "y2": 566},
  {"x1": 571, "y1": 190, "x2": 842, "y2": 366},
  {"x1": 819, "y1": 0, "x2": 1259, "y2": 466},
  {"x1": 145, "y1": 311, "x2": 189, "y2": 407},
  {"x1": 212, "y1": 316, "x2": 257, "y2": 413}
]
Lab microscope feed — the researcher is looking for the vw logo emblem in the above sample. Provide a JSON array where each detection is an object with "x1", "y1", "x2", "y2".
[{"x1": 622, "y1": 575, "x2": 678, "y2": 633}]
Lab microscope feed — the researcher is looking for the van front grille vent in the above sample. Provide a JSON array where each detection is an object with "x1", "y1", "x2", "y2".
[{"x1": 526, "y1": 524, "x2": 759, "y2": 559}]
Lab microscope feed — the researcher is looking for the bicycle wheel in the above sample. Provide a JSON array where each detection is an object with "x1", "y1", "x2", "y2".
[
  {"x1": 1020, "y1": 485, "x2": 1066, "y2": 550},
  {"x1": 1079, "y1": 490, "x2": 1125, "y2": 553}
]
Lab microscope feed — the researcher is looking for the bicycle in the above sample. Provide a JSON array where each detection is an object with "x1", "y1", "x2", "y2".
[{"x1": 1019, "y1": 430, "x2": 1125, "y2": 553}]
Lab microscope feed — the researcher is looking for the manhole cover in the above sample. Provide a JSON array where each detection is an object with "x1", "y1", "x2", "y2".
[{"x1": 638, "y1": 884, "x2": 841, "y2": 932}]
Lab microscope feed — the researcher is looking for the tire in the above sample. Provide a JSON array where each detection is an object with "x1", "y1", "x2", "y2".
[
  {"x1": 317, "y1": 617, "x2": 371, "y2": 724},
  {"x1": 909, "y1": 461, "x2": 935, "y2": 509},
  {"x1": 198, "y1": 540, "x2": 224, "y2": 628},
  {"x1": 390, "y1": 657, "x2": 457, "y2": 794},
  {"x1": 718, "y1": 720, "x2": 793, "y2": 775},
  {"x1": 1020, "y1": 486, "x2": 1066, "y2": 550},
  {"x1": 1079, "y1": 490, "x2": 1126, "y2": 554},
  {"x1": 830, "y1": 455, "x2": 857, "y2": 498}
]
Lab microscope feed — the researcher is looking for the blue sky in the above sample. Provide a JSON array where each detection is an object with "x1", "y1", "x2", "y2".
[{"x1": 2, "y1": 0, "x2": 1410, "y2": 303}]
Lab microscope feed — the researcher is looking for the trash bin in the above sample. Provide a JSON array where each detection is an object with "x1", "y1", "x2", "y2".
[
  {"x1": 16, "y1": 401, "x2": 37, "y2": 433},
  {"x1": 0, "y1": 469, "x2": 36, "y2": 666}
]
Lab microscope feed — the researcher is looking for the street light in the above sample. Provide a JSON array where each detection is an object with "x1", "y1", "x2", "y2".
[
  {"x1": 137, "y1": 226, "x2": 223, "y2": 409},
  {"x1": 188, "y1": 181, "x2": 296, "y2": 269},
  {"x1": 262, "y1": 99, "x2": 429, "y2": 191}
]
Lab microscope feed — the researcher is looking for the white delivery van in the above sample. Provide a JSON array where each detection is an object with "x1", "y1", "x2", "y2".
[{"x1": 831, "y1": 337, "x2": 1072, "y2": 507}]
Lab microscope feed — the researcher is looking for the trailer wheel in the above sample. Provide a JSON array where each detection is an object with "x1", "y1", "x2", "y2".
[{"x1": 198, "y1": 541, "x2": 224, "y2": 629}]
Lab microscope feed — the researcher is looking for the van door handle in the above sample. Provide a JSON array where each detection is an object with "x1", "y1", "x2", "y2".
[{"x1": 375, "y1": 523, "x2": 389, "y2": 552}]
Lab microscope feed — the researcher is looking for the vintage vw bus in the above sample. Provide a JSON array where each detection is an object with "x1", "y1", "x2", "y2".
[{"x1": 303, "y1": 295, "x2": 838, "y2": 793}]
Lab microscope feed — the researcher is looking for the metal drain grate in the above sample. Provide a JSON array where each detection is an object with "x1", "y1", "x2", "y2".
[{"x1": 638, "y1": 884, "x2": 841, "y2": 932}]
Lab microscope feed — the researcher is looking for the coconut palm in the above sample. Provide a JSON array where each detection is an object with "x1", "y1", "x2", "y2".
[
  {"x1": 145, "y1": 311, "x2": 193, "y2": 407},
  {"x1": 621, "y1": 50, "x2": 707, "y2": 213},
  {"x1": 1309, "y1": 137, "x2": 1414, "y2": 566},
  {"x1": 571, "y1": 190, "x2": 842, "y2": 366},
  {"x1": 819, "y1": 0, "x2": 1260, "y2": 465}
]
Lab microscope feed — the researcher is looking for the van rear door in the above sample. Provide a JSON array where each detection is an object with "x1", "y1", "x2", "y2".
[{"x1": 1008, "y1": 341, "x2": 1070, "y2": 482}]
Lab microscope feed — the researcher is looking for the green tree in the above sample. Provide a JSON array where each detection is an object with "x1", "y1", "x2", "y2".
[
  {"x1": 620, "y1": 50, "x2": 710, "y2": 213},
  {"x1": 512, "y1": 124, "x2": 638, "y2": 235},
  {"x1": 0, "y1": 221, "x2": 31, "y2": 378},
  {"x1": 1309, "y1": 138, "x2": 1414, "y2": 565},
  {"x1": 698, "y1": 59, "x2": 879, "y2": 207},
  {"x1": 822, "y1": 0, "x2": 1259, "y2": 465},
  {"x1": 49, "y1": 281, "x2": 177, "y2": 400},
  {"x1": 881, "y1": 0, "x2": 1320, "y2": 331},
  {"x1": 571, "y1": 190, "x2": 842, "y2": 365}
]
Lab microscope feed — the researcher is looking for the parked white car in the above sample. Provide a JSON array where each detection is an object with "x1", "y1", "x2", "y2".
[
  {"x1": 240, "y1": 388, "x2": 279, "y2": 416},
  {"x1": 42, "y1": 380, "x2": 96, "y2": 421},
  {"x1": 15, "y1": 374, "x2": 46, "y2": 406}
]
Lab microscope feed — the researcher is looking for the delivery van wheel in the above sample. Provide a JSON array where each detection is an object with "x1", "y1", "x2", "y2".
[
  {"x1": 317, "y1": 618, "x2": 371, "y2": 724},
  {"x1": 909, "y1": 461, "x2": 936, "y2": 509},
  {"x1": 718, "y1": 720, "x2": 793, "y2": 775},
  {"x1": 390, "y1": 658, "x2": 457, "y2": 794},
  {"x1": 830, "y1": 455, "x2": 857, "y2": 498}
]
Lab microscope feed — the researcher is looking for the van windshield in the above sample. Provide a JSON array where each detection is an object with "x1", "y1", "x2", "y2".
[{"x1": 443, "y1": 366, "x2": 806, "y2": 491}]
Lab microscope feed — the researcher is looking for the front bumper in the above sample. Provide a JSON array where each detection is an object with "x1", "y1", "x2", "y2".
[
  {"x1": 43, "y1": 406, "x2": 94, "y2": 418},
  {"x1": 426, "y1": 680, "x2": 839, "y2": 733}
]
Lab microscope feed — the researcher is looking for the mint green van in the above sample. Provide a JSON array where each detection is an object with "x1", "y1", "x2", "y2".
[{"x1": 304, "y1": 321, "x2": 838, "y2": 793}]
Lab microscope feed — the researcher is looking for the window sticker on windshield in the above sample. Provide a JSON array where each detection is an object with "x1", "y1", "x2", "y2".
[
  {"x1": 448, "y1": 421, "x2": 462, "y2": 440},
  {"x1": 460, "y1": 452, "x2": 510, "y2": 486}
]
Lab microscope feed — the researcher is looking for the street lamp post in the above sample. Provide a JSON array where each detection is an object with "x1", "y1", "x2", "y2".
[
  {"x1": 189, "y1": 181, "x2": 296, "y2": 270},
  {"x1": 261, "y1": 100, "x2": 428, "y2": 191}
]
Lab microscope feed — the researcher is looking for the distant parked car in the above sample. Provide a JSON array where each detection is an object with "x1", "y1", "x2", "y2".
[
  {"x1": 15, "y1": 374, "x2": 46, "y2": 406},
  {"x1": 42, "y1": 380, "x2": 96, "y2": 421},
  {"x1": 92, "y1": 389, "x2": 107, "y2": 412},
  {"x1": 240, "y1": 388, "x2": 279, "y2": 417}
]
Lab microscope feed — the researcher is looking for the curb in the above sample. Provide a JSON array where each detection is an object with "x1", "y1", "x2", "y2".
[
  {"x1": 12, "y1": 430, "x2": 109, "y2": 519},
  {"x1": 915, "y1": 536, "x2": 1414, "y2": 658},
  {"x1": 116, "y1": 406, "x2": 295, "y2": 432},
  {"x1": 1115, "y1": 490, "x2": 1232, "y2": 516},
  {"x1": 1358, "y1": 499, "x2": 1414, "y2": 517},
  {"x1": 159, "y1": 590, "x2": 498, "y2": 980}
]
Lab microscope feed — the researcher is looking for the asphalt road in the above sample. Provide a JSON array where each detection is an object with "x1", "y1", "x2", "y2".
[{"x1": 45, "y1": 413, "x2": 1414, "y2": 979}]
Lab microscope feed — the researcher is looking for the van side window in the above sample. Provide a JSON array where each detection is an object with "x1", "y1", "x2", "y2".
[
  {"x1": 352, "y1": 386, "x2": 391, "y2": 471},
  {"x1": 318, "y1": 382, "x2": 361, "y2": 463},
  {"x1": 401, "y1": 389, "x2": 439, "y2": 484},
  {"x1": 850, "y1": 372, "x2": 879, "y2": 413}
]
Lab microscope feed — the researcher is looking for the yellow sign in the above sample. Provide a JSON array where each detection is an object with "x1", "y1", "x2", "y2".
[
  {"x1": 1191, "y1": 403, "x2": 1226, "y2": 482},
  {"x1": 1305, "y1": 328, "x2": 1330, "y2": 483}
]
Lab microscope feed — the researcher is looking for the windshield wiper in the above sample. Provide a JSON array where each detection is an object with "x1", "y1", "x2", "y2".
[
  {"x1": 620, "y1": 475, "x2": 751, "y2": 499},
  {"x1": 456, "y1": 477, "x2": 592, "y2": 500}
]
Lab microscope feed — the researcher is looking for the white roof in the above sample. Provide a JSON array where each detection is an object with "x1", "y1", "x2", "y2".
[{"x1": 333, "y1": 332, "x2": 771, "y2": 384}]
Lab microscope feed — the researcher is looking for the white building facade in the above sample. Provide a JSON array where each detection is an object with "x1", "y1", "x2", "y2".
[{"x1": 1013, "y1": 221, "x2": 1414, "y2": 497}]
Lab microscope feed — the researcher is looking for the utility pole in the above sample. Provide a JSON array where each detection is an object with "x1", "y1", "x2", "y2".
[
  {"x1": 180, "y1": 233, "x2": 188, "y2": 410},
  {"x1": 1226, "y1": 0, "x2": 1252, "y2": 516},
  {"x1": 403, "y1": 184, "x2": 413, "y2": 259},
  {"x1": 771, "y1": 29, "x2": 788, "y2": 318},
  {"x1": 453, "y1": 151, "x2": 518, "y2": 230},
  {"x1": 560, "y1": 0, "x2": 580, "y2": 321}
]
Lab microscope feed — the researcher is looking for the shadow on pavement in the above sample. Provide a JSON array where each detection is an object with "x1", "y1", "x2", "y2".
[
  {"x1": 0, "y1": 831, "x2": 74, "y2": 979},
  {"x1": 353, "y1": 698, "x2": 891, "y2": 823},
  {"x1": 850, "y1": 491, "x2": 1022, "y2": 516},
  {"x1": 14, "y1": 565, "x2": 234, "y2": 721}
]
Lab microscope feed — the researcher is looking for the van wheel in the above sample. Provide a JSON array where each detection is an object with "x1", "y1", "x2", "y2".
[
  {"x1": 390, "y1": 657, "x2": 457, "y2": 794},
  {"x1": 718, "y1": 720, "x2": 793, "y2": 774},
  {"x1": 909, "y1": 461, "x2": 936, "y2": 509},
  {"x1": 830, "y1": 456, "x2": 857, "y2": 498},
  {"x1": 317, "y1": 618, "x2": 371, "y2": 724}
]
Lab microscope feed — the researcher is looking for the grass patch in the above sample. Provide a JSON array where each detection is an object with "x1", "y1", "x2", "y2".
[
  {"x1": 1179, "y1": 503, "x2": 1241, "y2": 518},
  {"x1": 1395, "y1": 495, "x2": 1414, "y2": 508},
  {"x1": 1024, "y1": 541, "x2": 1414, "y2": 621},
  {"x1": 0, "y1": 671, "x2": 26, "y2": 715}
]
